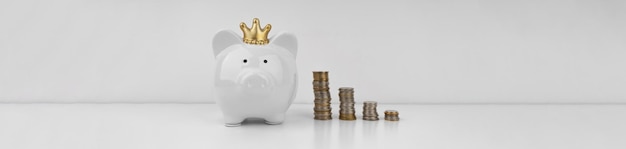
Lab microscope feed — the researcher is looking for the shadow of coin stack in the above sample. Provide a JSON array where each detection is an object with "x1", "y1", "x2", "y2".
[
  {"x1": 362, "y1": 101, "x2": 379, "y2": 121},
  {"x1": 338, "y1": 87, "x2": 356, "y2": 120},
  {"x1": 313, "y1": 71, "x2": 332, "y2": 120}
]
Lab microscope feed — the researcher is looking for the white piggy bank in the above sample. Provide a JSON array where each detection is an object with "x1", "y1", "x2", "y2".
[{"x1": 212, "y1": 19, "x2": 298, "y2": 127}]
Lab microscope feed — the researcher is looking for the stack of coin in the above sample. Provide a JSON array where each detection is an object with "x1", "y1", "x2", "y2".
[
  {"x1": 338, "y1": 87, "x2": 356, "y2": 120},
  {"x1": 313, "y1": 71, "x2": 332, "y2": 120},
  {"x1": 384, "y1": 110, "x2": 400, "y2": 121},
  {"x1": 362, "y1": 101, "x2": 379, "y2": 121}
]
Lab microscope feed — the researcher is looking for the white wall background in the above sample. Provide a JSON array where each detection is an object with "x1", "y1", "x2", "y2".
[{"x1": 1, "y1": 0, "x2": 625, "y2": 103}]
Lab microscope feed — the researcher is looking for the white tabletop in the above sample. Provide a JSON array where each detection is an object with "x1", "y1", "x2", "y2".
[{"x1": 1, "y1": 103, "x2": 624, "y2": 149}]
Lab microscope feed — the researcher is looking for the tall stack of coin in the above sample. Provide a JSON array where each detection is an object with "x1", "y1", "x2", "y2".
[
  {"x1": 362, "y1": 101, "x2": 379, "y2": 121},
  {"x1": 313, "y1": 71, "x2": 332, "y2": 120},
  {"x1": 338, "y1": 87, "x2": 356, "y2": 120},
  {"x1": 384, "y1": 110, "x2": 400, "y2": 121}
]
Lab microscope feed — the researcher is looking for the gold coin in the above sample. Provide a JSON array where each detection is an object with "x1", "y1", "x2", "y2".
[
  {"x1": 363, "y1": 101, "x2": 377, "y2": 103},
  {"x1": 385, "y1": 117, "x2": 400, "y2": 121},
  {"x1": 314, "y1": 107, "x2": 332, "y2": 111},
  {"x1": 313, "y1": 100, "x2": 331, "y2": 103},
  {"x1": 312, "y1": 71, "x2": 329, "y2": 81},
  {"x1": 312, "y1": 81, "x2": 329, "y2": 85},
  {"x1": 384, "y1": 110, "x2": 399, "y2": 115},
  {"x1": 339, "y1": 117, "x2": 356, "y2": 120},
  {"x1": 314, "y1": 117, "x2": 332, "y2": 120}
]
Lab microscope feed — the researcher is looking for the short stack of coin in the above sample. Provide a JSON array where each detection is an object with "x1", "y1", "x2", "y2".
[
  {"x1": 338, "y1": 87, "x2": 356, "y2": 120},
  {"x1": 362, "y1": 101, "x2": 379, "y2": 121},
  {"x1": 384, "y1": 110, "x2": 400, "y2": 121},
  {"x1": 313, "y1": 71, "x2": 332, "y2": 120}
]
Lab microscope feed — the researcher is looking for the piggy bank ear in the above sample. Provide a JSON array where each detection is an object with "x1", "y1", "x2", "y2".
[
  {"x1": 271, "y1": 32, "x2": 298, "y2": 56},
  {"x1": 212, "y1": 30, "x2": 242, "y2": 57}
]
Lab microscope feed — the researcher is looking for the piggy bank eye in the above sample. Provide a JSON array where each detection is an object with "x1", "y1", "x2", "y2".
[
  {"x1": 263, "y1": 59, "x2": 268, "y2": 63},
  {"x1": 243, "y1": 59, "x2": 248, "y2": 63}
]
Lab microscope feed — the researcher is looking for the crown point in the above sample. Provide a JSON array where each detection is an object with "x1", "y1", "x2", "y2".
[{"x1": 263, "y1": 24, "x2": 272, "y2": 31}]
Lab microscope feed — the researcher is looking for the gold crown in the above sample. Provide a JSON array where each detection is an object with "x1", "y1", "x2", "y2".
[{"x1": 240, "y1": 18, "x2": 272, "y2": 45}]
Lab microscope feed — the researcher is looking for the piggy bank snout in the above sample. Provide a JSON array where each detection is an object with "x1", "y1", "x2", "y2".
[
  {"x1": 242, "y1": 74, "x2": 269, "y2": 88},
  {"x1": 238, "y1": 70, "x2": 274, "y2": 95}
]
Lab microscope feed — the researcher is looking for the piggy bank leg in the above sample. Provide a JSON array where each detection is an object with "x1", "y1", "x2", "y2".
[
  {"x1": 223, "y1": 115, "x2": 246, "y2": 127},
  {"x1": 264, "y1": 113, "x2": 286, "y2": 125}
]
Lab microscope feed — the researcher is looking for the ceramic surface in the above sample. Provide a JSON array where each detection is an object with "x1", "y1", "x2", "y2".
[{"x1": 212, "y1": 30, "x2": 298, "y2": 127}]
